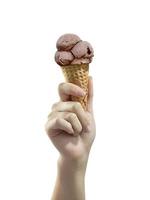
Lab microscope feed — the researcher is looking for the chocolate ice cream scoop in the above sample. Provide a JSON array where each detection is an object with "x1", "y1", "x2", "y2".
[
  {"x1": 56, "y1": 34, "x2": 81, "y2": 51},
  {"x1": 55, "y1": 51, "x2": 74, "y2": 66},
  {"x1": 55, "y1": 33, "x2": 94, "y2": 66},
  {"x1": 71, "y1": 41, "x2": 94, "y2": 59}
]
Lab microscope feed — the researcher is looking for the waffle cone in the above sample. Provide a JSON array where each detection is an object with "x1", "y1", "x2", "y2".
[{"x1": 61, "y1": 64, "x2": 89, "y2": 110}]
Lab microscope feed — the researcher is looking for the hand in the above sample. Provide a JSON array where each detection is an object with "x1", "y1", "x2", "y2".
[{"x1": 45, "y1": 77, "x2": 96, "y2": 164}]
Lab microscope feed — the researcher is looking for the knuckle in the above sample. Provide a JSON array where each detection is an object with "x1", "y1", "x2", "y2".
[
  {"x1": 58, "y1": 82, "x2": 65, "y2": 92},
  {"x1": 55, "y1": 118, "x2": 61, "y2": 126},
  {"x1": 51, "y1": 103, "x2": 57, "y2": 110},
  {"x1": 74, "y1": 102, "x2": 81, "y2": 110},
  {"x1": 47, "y1": 111, "x2": 55, "y2": 119},
  {"x1": 68, "y1": 113, "x2": 76, "y2": 120},
  {"x1": 51, "y1": 102, "x2": 59, "y2": 110}
]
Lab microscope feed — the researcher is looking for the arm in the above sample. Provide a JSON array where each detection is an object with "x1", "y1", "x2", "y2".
[
  {"x1": 45, "y1": 77, "x2": 96, "y2": 200},
  {"x1": 52, "y1": 157, "x2": 87, "y2": 200}
]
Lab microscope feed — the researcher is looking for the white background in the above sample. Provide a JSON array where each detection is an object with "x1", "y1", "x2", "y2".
[{"x1": 0, "y1": 0, "x2": 150, "y2": 199}]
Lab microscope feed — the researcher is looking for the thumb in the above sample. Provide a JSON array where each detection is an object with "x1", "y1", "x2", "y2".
[{"x1": 87, "y1": 76, "x2": 94, "y2": 113}]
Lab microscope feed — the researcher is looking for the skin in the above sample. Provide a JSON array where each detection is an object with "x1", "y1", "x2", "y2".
[{"x1": 45, "y1": 77, "x2": 96, "y2": 200}]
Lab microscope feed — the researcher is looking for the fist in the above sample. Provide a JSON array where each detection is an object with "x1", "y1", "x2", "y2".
[{"x1": 45, "y1": 77, "x2": 96, "y2": 161}]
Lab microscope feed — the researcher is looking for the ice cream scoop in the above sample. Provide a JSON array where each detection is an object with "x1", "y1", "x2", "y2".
[
  {"x1": 56, "y1": 34, "x2": 81, "y2": 51},
  {"x1": 71, "y1": 41, "x2": 94, "y2": 59},
  {"x1": 55, "y1": 51, "x2": 74, "y2": 66}
]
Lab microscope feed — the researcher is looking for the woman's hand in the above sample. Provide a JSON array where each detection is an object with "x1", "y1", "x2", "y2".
[{"x1": 45, "y1": 77, "x2": 96, "y2": 164}]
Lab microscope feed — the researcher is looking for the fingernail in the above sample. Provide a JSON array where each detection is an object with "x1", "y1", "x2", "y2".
[
  {"x1": 81, "y1": 90, "x2": 86, "y2": 96},
  {"x1": 69, "y1": 128, "x2": 74, "y2": 134}
]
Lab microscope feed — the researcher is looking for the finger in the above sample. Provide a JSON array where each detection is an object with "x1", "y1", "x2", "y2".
[
  {"x1": 64, "y1": 112, "x2": 82, "y2": 135},
  {"x1": 45, "y1": 118, "x2": 74, "y2": 136},
  {"x1": 58, "y1": 82, "x2": 86, "y2": 101},
  {"x1": 87, "y1": 76, "x2": 94, "y2": 113},
  {"x1": 47, "y1": 111, "x2": 82, "y2": 136},
  {"x1": 52, "y1": 101, "x2": 89, "y2": 129}
]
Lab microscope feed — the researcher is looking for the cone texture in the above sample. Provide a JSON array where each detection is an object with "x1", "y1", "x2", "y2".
[{"x1": 61, "y1": 64, "x2": 89, "y2": 110}]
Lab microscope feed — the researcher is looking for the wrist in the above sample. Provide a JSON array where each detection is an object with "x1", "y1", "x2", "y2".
[{"x1": 57, "y1": 155, "x2": 89, "y2": 176}]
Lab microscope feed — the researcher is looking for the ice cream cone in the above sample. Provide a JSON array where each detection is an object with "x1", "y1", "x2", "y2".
[
  {"x1": 61, "y1": 64, "x2": 89, "y2": 110},
  {"x1": 55, "y1": 34, "x2": 94, "y2": 110}
]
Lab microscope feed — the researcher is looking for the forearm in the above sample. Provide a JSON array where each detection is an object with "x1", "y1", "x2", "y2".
[{"x1": 51, "y1": 156, "x2": 88, "y2": 200}]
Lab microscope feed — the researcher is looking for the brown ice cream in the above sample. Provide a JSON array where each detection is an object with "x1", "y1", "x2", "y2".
[
  {"x1": 55, "y1": 34, "x2": 94, "y2": 66},
  {"x1": 56, "y1": 34, "x2": 81, "y2": 51},
  {"x1": 55, "y1": 51, "x2": 74, "y2": 66}
]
